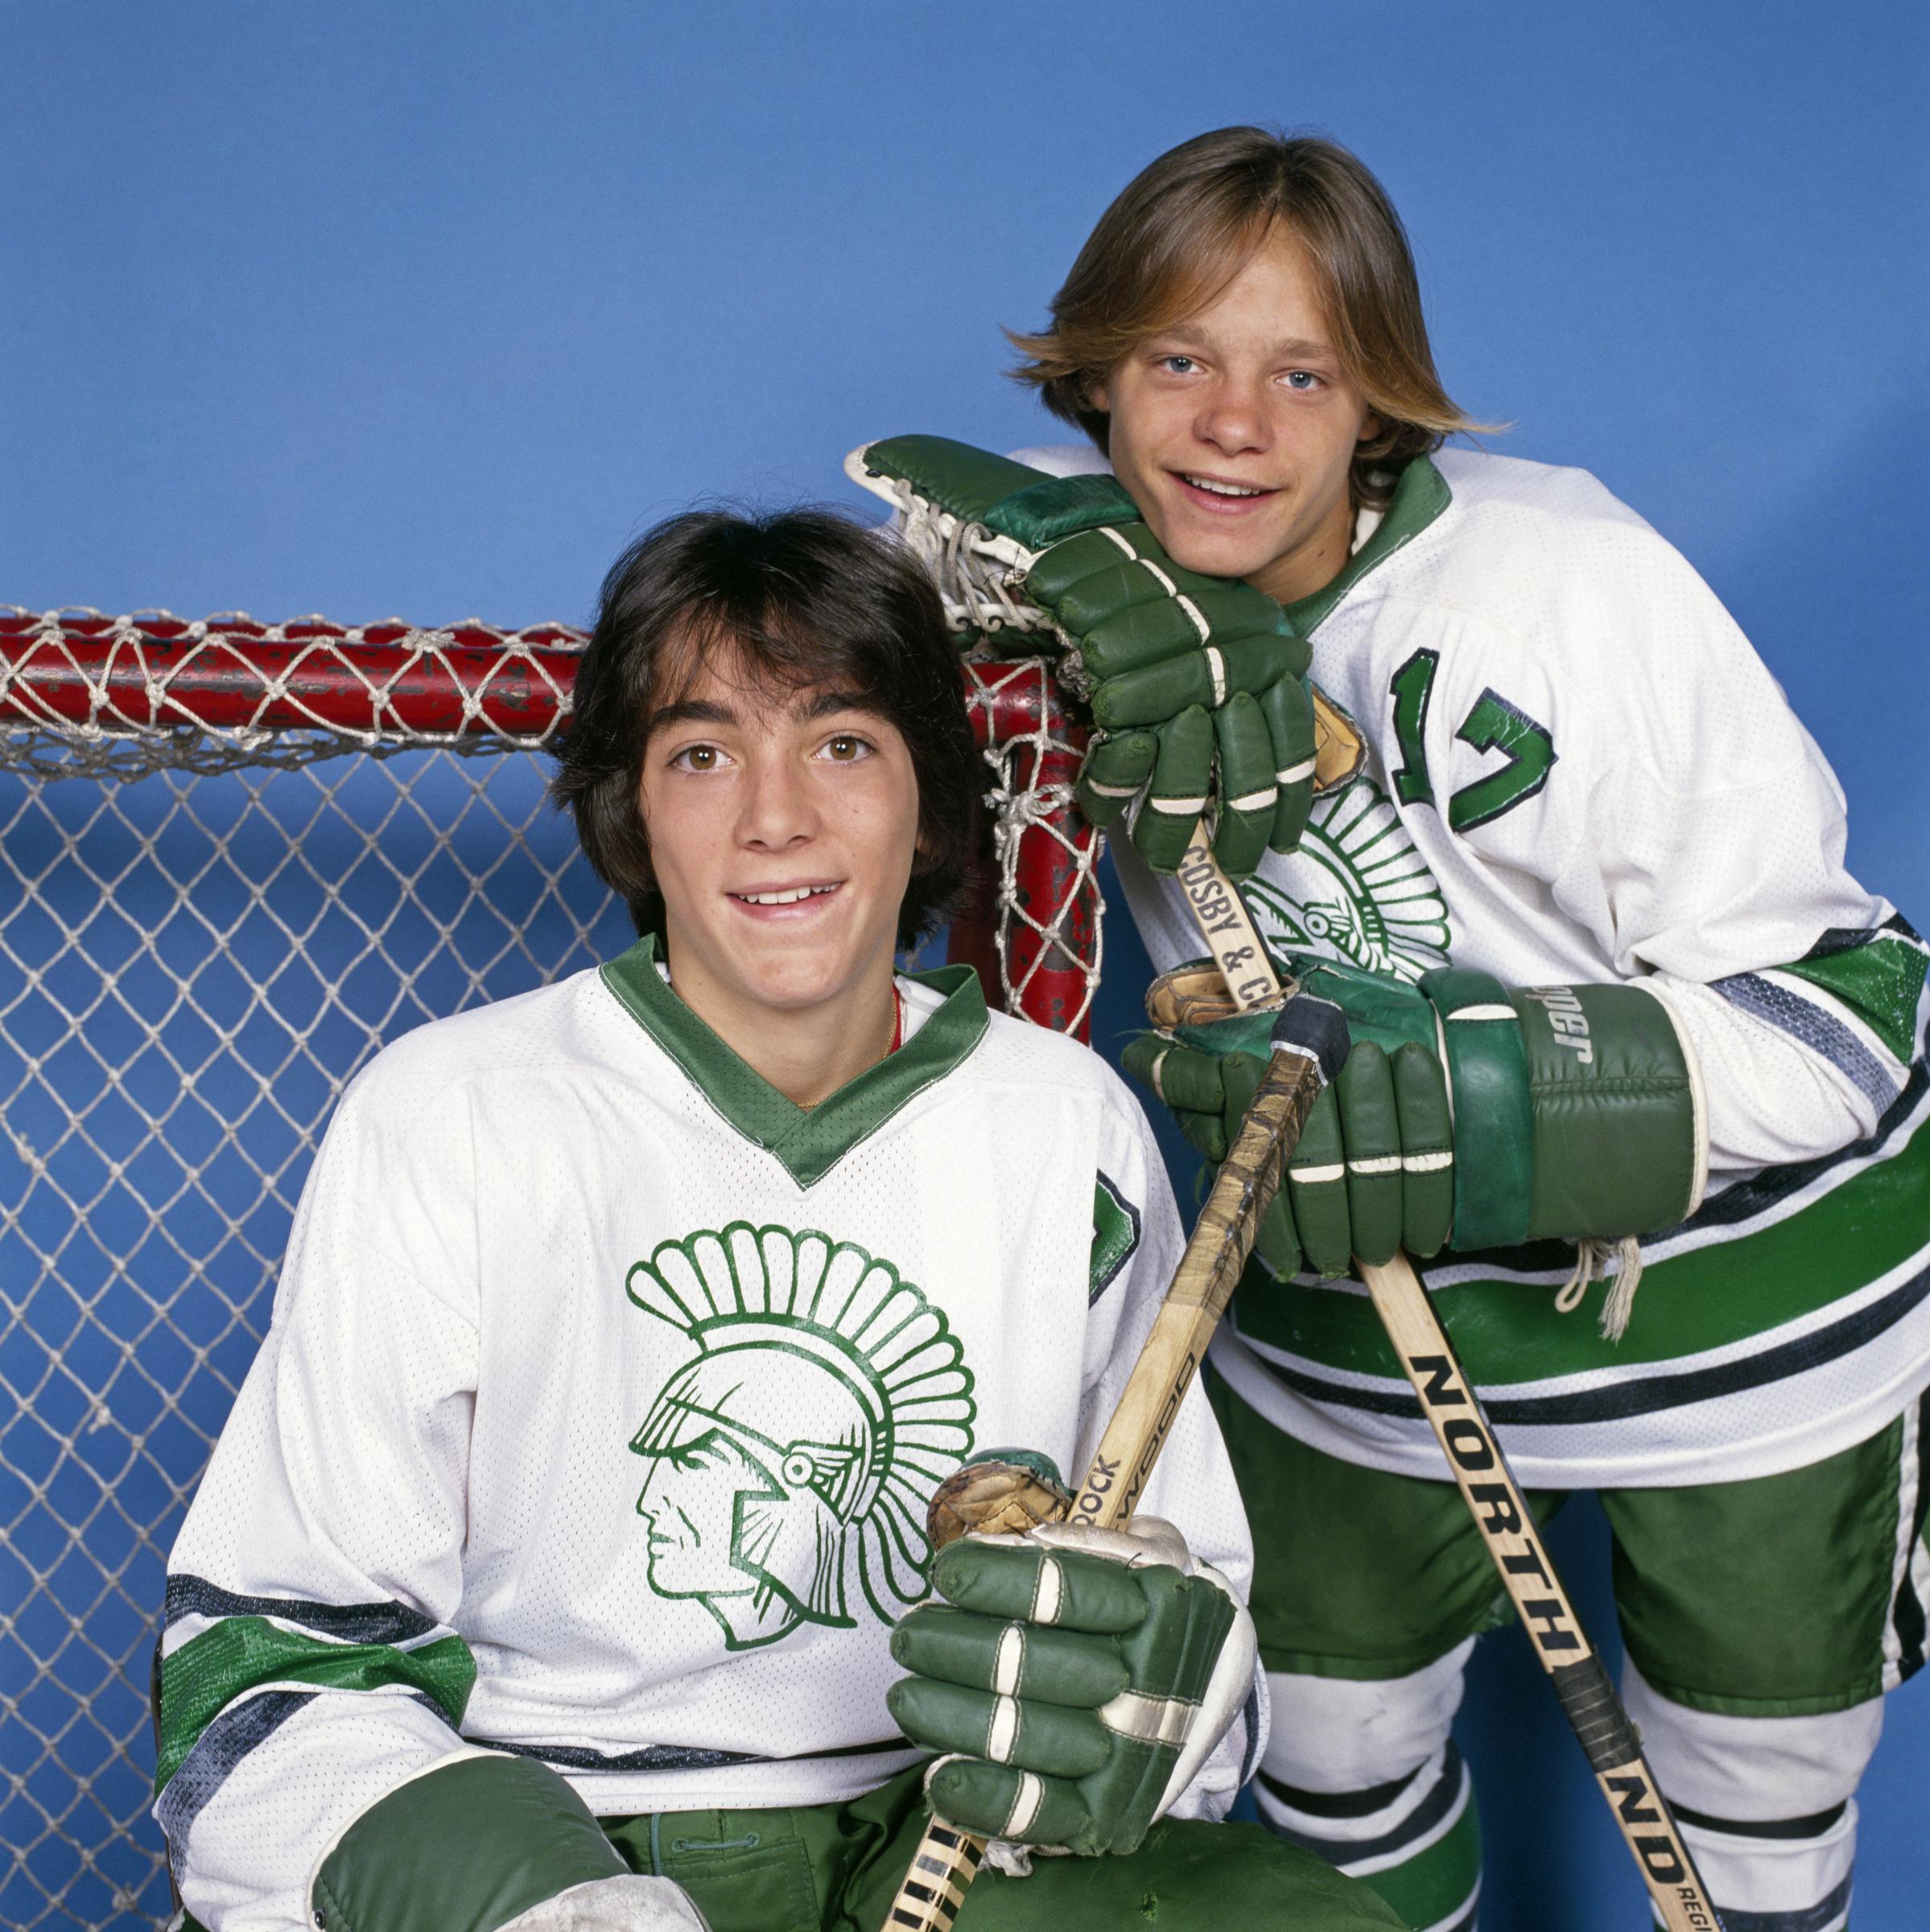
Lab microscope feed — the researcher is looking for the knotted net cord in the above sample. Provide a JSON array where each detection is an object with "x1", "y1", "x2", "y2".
[
  {"x1": 0, "y1": 609, "x2": 1101, "y2": 1931},
  {"x1": 880, "y1": 481, "x2": 1045, "y2": 640},
  {"x1": 962, "y1": 658, "x2": 1103, "y2": 1038}
]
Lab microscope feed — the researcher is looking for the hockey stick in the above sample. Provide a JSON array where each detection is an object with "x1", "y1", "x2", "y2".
[
  {"x1": 879, "y1": 976, "x2": 1349, "y2": 1932},
  {"x1": 1176, "y1": 829, "x2": 1724, "y2": 1932}
]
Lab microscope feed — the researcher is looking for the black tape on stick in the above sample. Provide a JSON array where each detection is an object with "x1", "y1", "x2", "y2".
[
  {"x1": 1270, "y1": 994, "x2": 1349, "y2": 1088},
  {"x1": 1550, "y1": 1654, "x2": 1642, "y2": 1774}
]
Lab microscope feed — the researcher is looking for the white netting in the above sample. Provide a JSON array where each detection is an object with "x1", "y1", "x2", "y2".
[{"x1": 0, "y1": 609, "x2": 1102, "y2": 1931}]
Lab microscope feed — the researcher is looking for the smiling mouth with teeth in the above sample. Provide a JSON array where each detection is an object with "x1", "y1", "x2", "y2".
[
  {"x1": 733, "y1": 884, "x2": 839, "y2": 906},
  {"x1": 1184, "y1": 475, "x2": 1271, "y2": 497}
]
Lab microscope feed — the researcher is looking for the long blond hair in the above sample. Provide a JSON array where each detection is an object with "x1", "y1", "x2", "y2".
[{"x1": 1008, "y1": 128, "x2": 1490, "y2": 506}]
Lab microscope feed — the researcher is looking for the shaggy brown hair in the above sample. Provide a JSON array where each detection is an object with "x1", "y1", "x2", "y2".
[
  {"x1": 552, "y1": 509, "x2": 979, "y2": 951},
  {"x1": 1008, "y1": 127, "x2": 1487, "y2": 506}
]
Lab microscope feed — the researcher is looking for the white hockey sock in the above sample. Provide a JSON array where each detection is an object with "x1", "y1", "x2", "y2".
[
  {"x1": 1624, "y1": 1661, "x2": 1878, "y2": 1931},
  {"x1": 1661, "y1": 1803, "x2": 1855, "y2": 1932}
]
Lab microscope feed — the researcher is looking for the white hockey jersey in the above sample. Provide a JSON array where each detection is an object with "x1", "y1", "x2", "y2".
[
  {"x1": 156, "y1": 944, "x2": 1257, "y2": 1932},
  {"x1": 1022, "y1": 443, "x2": 1930, "y2": 1491}
]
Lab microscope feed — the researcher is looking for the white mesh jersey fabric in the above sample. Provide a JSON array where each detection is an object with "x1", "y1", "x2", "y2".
[
  {"x1": 1117, "y1": 449, "x2": 1899, "y2": 1160},
  {"x1": 1103, "y1": 450, "x2": 1929, "y2": 1487},
  {"x1": 157, "y1": 969, "x2": 1256, "y2": 1930}
]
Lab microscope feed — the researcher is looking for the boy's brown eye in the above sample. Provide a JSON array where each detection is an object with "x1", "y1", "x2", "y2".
[
  {"x1": 827, "y1": 737, "x2": 860, "y2": 760},
  {"x1": 685, "y1": 745, "x2": 716, "y2": 770}
]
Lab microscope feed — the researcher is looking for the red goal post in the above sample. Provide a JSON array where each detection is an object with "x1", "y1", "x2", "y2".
[{"x1": 0, "y1": 608, "x2": 1102, "y2": 1034}]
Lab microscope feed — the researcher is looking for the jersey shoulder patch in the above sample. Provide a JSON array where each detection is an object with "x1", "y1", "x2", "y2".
[{"x1": 1089, "y1": 1170, "x2": 1142, "y2": 1304}]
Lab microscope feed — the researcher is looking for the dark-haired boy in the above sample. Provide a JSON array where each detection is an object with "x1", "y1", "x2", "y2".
[
  {"x1": 858, "y1": 127, "x2": 1930, "y2": 1932},
  {"x1": 153, "y1": 510, "x2": 1401, "y2": 1932}
]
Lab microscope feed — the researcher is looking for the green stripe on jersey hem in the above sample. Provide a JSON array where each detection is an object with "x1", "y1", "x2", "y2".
[
  {"x1": 1283, "y1": 457, "x2": 1452, "y2": 638},
  {"x1": 156, "y1": 1620, "x2": 476, "y2": 1793},
  {"x1": 600, "y1": 936, "x2": 988, "y2": 1188},
  {"x1": 1233, "y1": 1108, "x2": 1930, "y2": 1385}
]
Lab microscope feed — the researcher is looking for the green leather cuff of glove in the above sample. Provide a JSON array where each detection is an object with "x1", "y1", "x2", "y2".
[
  {"x1": 1420, "y1": 970, "x2": 1703, "y2": 1249},
  {"x1": 1512, "y1": 981, "x2": 1705, "y2": 1238},
  {"x1": 1419, "y1": 968, "x2": 1534, "y2": 1252},
  {"x1": 856, "y1": 436, "x2": 1140, "y2": 548},
  {"x1": 312, "y1": 1753, "x2": 625, "y2": 1932}
]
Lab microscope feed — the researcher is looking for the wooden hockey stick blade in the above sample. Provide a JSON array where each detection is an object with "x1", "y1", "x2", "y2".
[
  {"x1": 879, "y1": 996, "x2": 1346, "y2": 1932},
  {"x1": 1358, "y1": 1253, "x2": 1722, "y2": 1932}
]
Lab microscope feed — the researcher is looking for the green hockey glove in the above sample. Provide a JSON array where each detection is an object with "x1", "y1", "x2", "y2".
[
  {"x1": 846, "y1": 435, "x2": 1314, "y2": 876},
  {"x1": 1123, "y1": 956, "x2": 1707, "y2": 1282},
  {"x1": 888, "y1": 1516, "x2": 1257, "y2": 1857}
]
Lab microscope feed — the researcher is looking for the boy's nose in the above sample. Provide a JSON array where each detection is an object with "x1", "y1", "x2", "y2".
[
  {"x1": 1195, "y1": 376, "x2": 1272, "y2": 456},
  {"x1": 737, "y1": 756, "x2": 819, "y2": 848}
]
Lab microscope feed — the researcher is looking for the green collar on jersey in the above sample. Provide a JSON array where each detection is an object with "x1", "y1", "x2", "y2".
[
  {"x1": 1283, "y1": 454, "x2": 1452, "y2": 638},
  {"x1": 600, "y1": 935, "x2": 989, "y2": 1189}
]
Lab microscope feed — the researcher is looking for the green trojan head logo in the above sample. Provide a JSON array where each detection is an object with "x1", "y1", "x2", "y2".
[
  {"x1": 1243, "y1": 774, "x2": 1451, "y2": 980},
  {"x1": 626, "y1": 1223, "x2": 976, "y2": 1651}
]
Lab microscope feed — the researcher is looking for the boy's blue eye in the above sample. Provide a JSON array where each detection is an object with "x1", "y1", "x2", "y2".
[
  {"x1": 1161, "y1": 356, "x2": 1197, "y2": 374},
  {"x1": 1285, "y1": 370, "x2": 1320, "y2": 390}
]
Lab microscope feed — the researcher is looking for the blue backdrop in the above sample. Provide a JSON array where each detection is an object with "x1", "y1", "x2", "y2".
[{"x1": 4, "y1": 4, "x2": 1925, "y2": 1928}]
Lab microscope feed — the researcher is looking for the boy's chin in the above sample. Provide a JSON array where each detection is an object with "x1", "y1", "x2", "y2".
[
  {"x1": 732, "y1": 939, "x2": 887, "y2": 1015},
  {"x1": 1157, "y1": 518, "x2": 1288, "y2": 586}
]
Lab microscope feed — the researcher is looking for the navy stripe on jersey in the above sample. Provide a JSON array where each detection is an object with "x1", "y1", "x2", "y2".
[
  {"x1": 164, "y1": 1575, "x2": 439, "y2": 1645},
  {"x1": 1804, "y1": 911, "x2": 1924, "y2": 962},
  {"x1": 1671, "y1": 1059, "x2": 1917, "y2": 1232},
  {"x1": 467, "y1": 1733, "x2": 913, "y2": 1773},
  {"x1": 1712, "y1": 972, "x2": 1899, "y2": 1115},
  {"x1": 158, "y1": 1685, "x2": 457, "y2": 1873},
  {"x1": 1236, "y1": 1680, "x2": 1264, "y2": 1790},
  {"x1": 1241, "y1": 1258, "x2": 1930, "y2": 1429},
  {"x1": 157, "y1": 1689, "x2": 313, "y2": 1876}
]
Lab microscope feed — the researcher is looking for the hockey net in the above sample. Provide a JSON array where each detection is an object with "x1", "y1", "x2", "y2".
[{"x1": 0, "y1": 608, "x2": 1102, "y2": 1932}]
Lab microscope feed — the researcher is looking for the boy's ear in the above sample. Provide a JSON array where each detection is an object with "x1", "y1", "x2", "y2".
[{"x1": 1087, "y1": 375, "x2": 1111, "y2": 414}]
